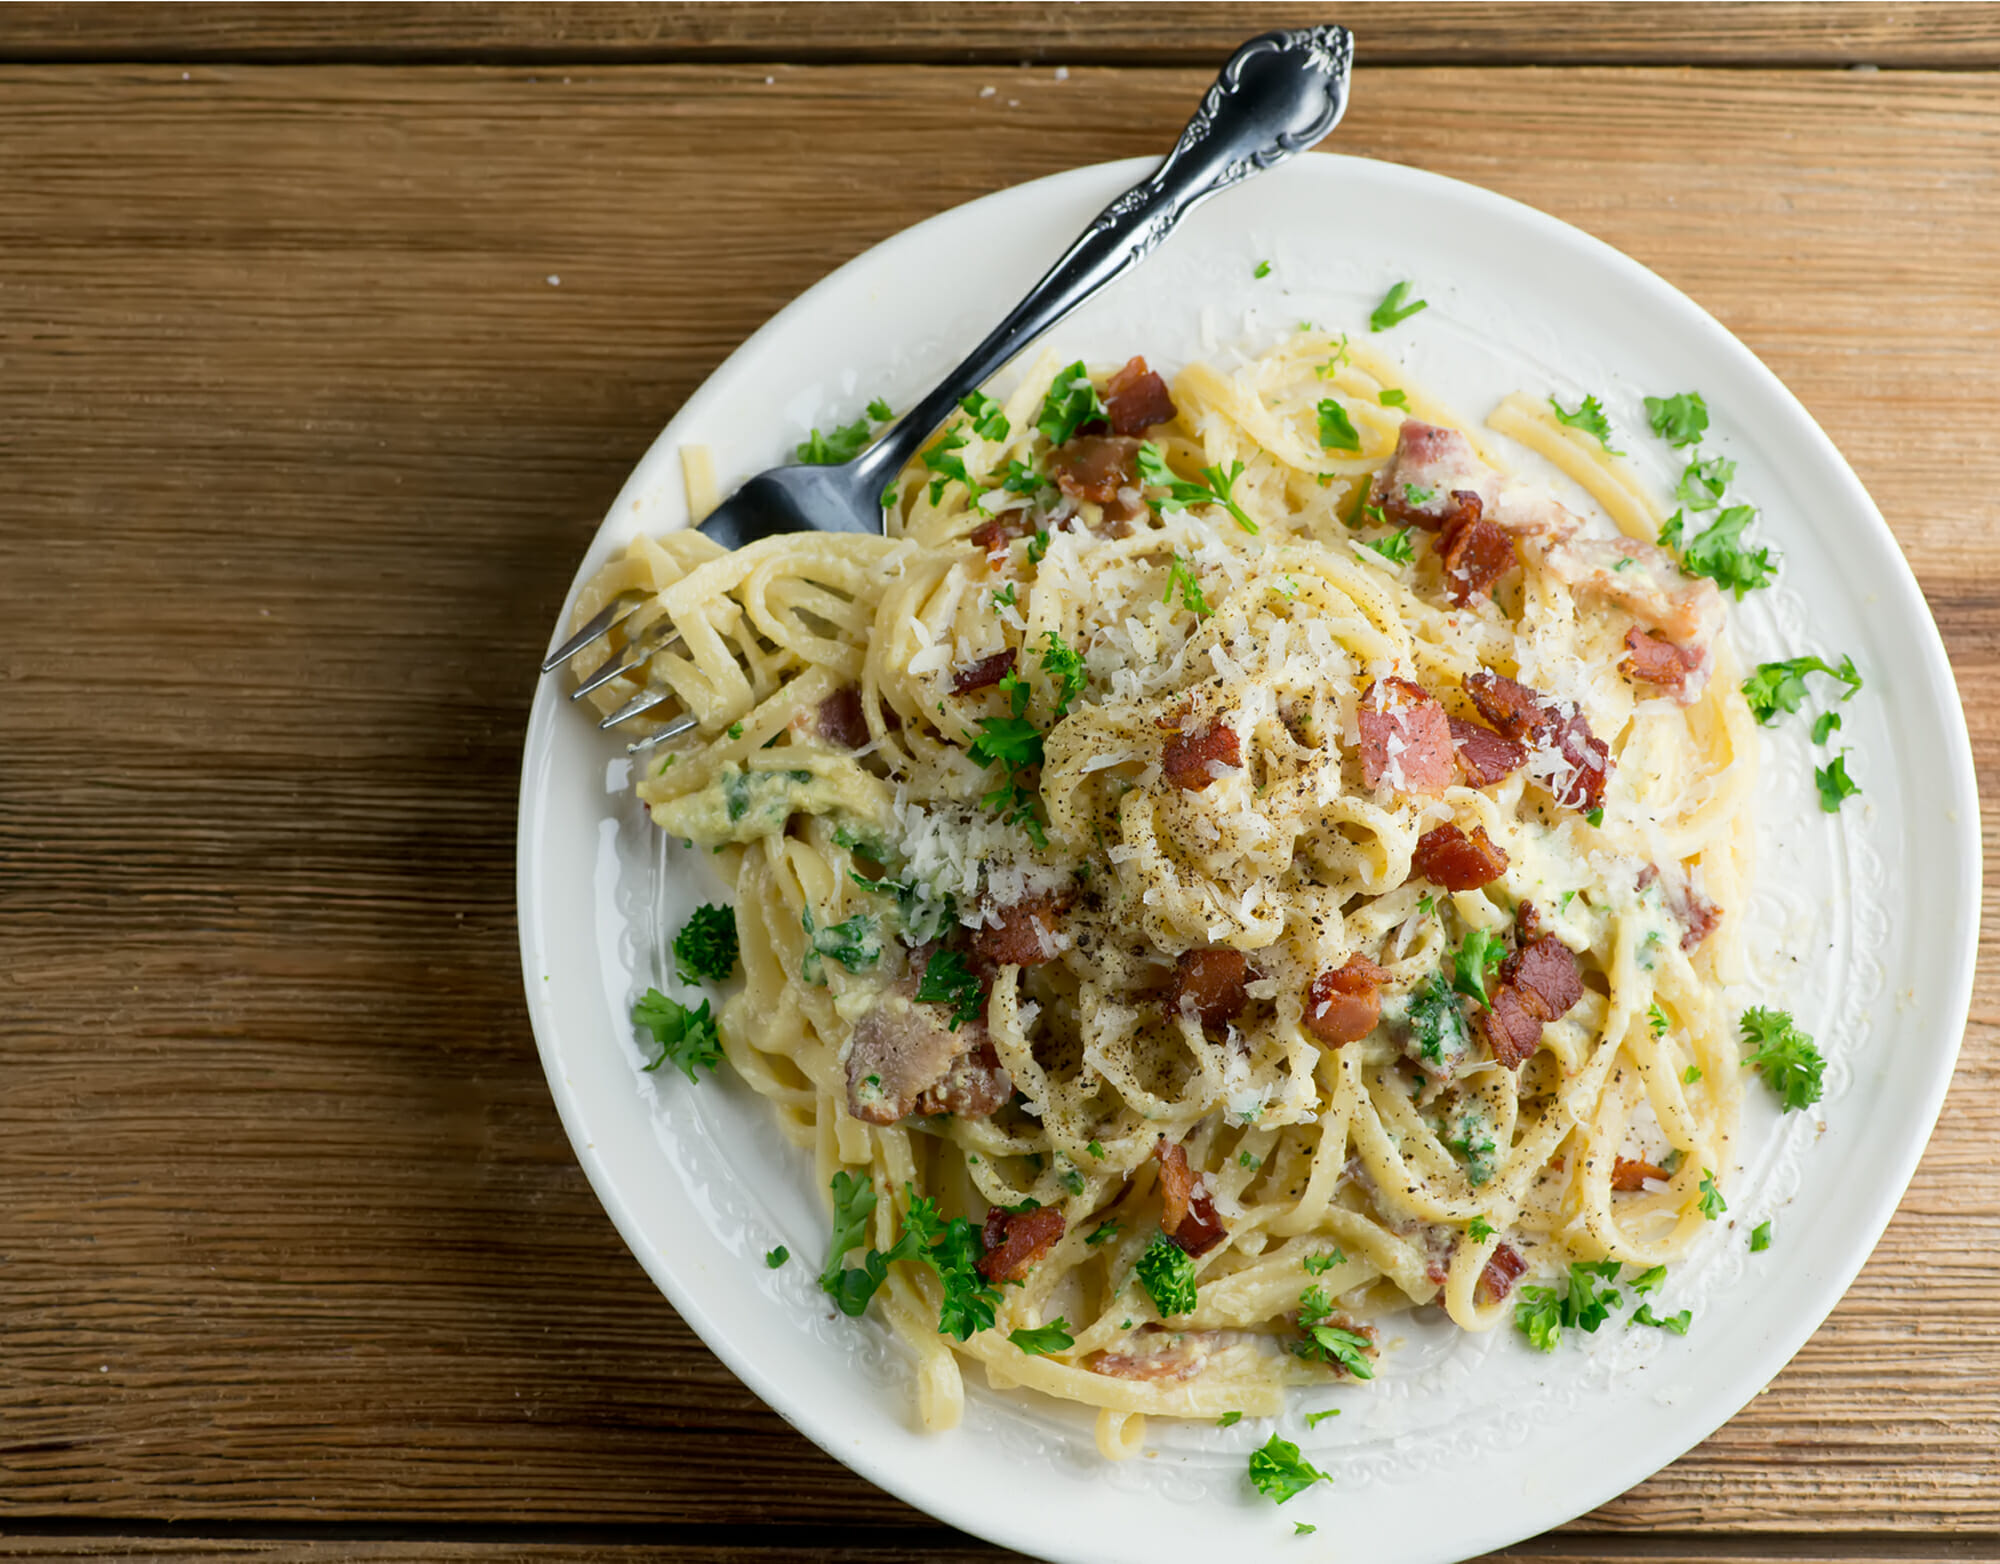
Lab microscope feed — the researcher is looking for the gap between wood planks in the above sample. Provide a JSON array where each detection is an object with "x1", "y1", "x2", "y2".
[{"x1": 2, "y1": 1, "x2": 2000, "y2": 70}]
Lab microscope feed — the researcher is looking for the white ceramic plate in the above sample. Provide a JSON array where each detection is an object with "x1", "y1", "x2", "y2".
[{"x1": 517, "y1": 155, "x2": 1978, "y2": 1563}]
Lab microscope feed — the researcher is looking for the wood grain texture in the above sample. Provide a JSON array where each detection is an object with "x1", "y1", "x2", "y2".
[
  {"x1": 3, "y1": 1, "x2": 2000, "y2": 68},
  {"x1": 0, "y1": 51, "x2": 1996, "y2": 1560}
]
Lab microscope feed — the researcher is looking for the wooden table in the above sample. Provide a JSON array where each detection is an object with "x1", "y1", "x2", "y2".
[{"x1": 3, "y1": 5, "x2": 1995, "y2": 1561}]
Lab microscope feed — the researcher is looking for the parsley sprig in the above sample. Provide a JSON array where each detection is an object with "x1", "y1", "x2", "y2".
[
  {"x1": 1741, "y1": 1007, "x2": 1826, "y2": 1111},
  {"x1": 1294, "y1": 1286, "x2": 1376, "y2": 1378},
  {"x1": 1008, "y1": 1318, "x2": 1076, "y2": 1356},
  {"x1": 1449, "y1": 928, "x2": 1508, "y2": 1005},
  {"x1": 1358, "y1": 527, "x2": 1414, "y2": 566},
  {"x1": 1162, "y1": 551, "x2": 1212, "y2": 618},
  {"x1": 1136, "y1": 441, "x2": 1258, "y2": 533},
  {"x1": 1644, "y1": 391, "x2": 1709, "y2": 448},
  {"x1": 633, "y1": 988, "x2": 723, "y2": 1082},
  {"x1": 1672, "y1": 503, "x2": 1777, "y2": 597},
  {"x1": 1816, "y1": 753, "x2": 1862, "y2": 812},
  {"x1": 1316, "y1": 398, "x2": 1361, "y2": 453},
  {"x1": 1035, "y1": 361, "x2": 1106, "y2": 447},
  {"x1": 1135, "y1": 1230, "x2": 1198, "y2": 1317},
  {"x1": 1741, "y1": 654, "x2": 1863, "y2": 726},
  {"x1": 1248, "y1": 1434, "x2": 1329, "y2": 1504},
  {"x1": 818, "y1": 1174, "x2": 1003, "y2": 1339},
  {"x1": 672, "y1": 903, "x2": 739, "y2": 984},
  {"x1": 1549, "y1": 393, "x2": 1622, "y2": 454},
  {"x1": 1369, "y1": 280, "x2": 1428, "y2": 333}
]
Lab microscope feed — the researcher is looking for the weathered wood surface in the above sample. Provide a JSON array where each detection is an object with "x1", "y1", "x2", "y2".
[
  {"x1": 3, "y1": 1, "x2": 1999, "y2": 67},
  {"x1": 0, "y1": 24, "x2": 1995, "y2": 1564}
]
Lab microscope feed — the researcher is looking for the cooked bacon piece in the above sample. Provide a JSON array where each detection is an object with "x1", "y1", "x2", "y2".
[
  {"x1": 1166, "y1": 947, "x2": 1251, "y2": 1031},
  {"x1": 1158, "y1": 714, "x2": 1241, "y2": 791},
  {"x1": 1411, "y1": 823, "x2": 1509, "y2": 891},
  {"x1": 1447, "y1": 716, "x2": 1526, "y2": 788},
  {"x1": 1476, "y1": 1242, "x2": 1527, "y2": 1305},
  {"x1": 951, "y1": 650, "x2": 1015, "y2": 696},
  {"x1": 1463, "y1": 670, "x2": 1611, "y2": 812},
  {"x1": 968, "y1": 511, "x2": 1036, "y2": 562},
  {"x1": 978, "y1": 1205, "x2": 1066, "y2": 1283},
  {"x1": 1303, "y1": 954, "x2": 1389, "y2": 1045},
  {"x1": 846, "y1": 982, "x2": 1004, "y2": 1124},
  {"x1": 815, "y1": 685, "x2": 870, "y2": 749},
  {"x1": 1612, "y1": 1157, "x2": 1671, "y2": 1192},
  {"x1": 1620, "y1": 625, "x2": 1702, "y2": 693},
  {"x1": 967, "y1": 893, "x2": 1071, "y2": 970},
  {"x1": 1544, "y1": 533, "x2": 1724, "y2": 654},
  {"x1": 913, "y1": 1036, "x2": 1011, "y2": 1118},
  {"x1": 1480, "y1": 929, "x2": 1584, "y2": 1069},
  {"x1": 1154, "y1": 1137, "x2": 1228, "y2": 1257},
  {"x1": 1438, "y1": 510, "x2": 1518, "y2": 606},
  {"x1": 1356, "y1": 678, "x2": 1456, "y2": 795},
  {"x1": 1640, "y1": 862, "x2": 1724, "y2": 952},
  {"x1": 1373, "y1": 421, "x2": 1499, "y2": 530},
  {"x1": 1047, "y1": 434, "x2": 1142, "y2": 506},
  {"x1": 1102, "y1": 355, "x2": 1178, "y2": 436}
]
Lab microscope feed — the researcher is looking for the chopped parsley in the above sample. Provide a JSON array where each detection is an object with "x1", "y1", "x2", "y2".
[
  {"x1": 1368, "y1": 280, "x2": 1429, "y2": 333},
  {"x1": 1359, "y1": 527, "x2": 1415, "y2": 566},
  {"x1": 1816, "y1": 752, "x2": 1862, "y2": 813},
  {"x1": 1403, "y1": 483, "x2": 1435, "y2": 507},
  {"x1": 1450, "y1": 927, "x2": 1508, "y2": 1005},
  {"x1": 1085, "y1": 1220, "x2": 1123, "y2": 1247},
  {"x1": 1698, "y1": 1168, "x2": 1726, "y2": 1220},
  {"x1": 1302, "y1": 1249, "x2": 1345, "y2": 1275},
  {"x1": 1135, "y1": 1230, "x2": 1198, "y2": 1317},
  {"x1": 1315, "y1": 398, "x2": 1361, "y2": 453},
  {"x1": 1254, "y1": 259, "x2": 1272, "y2": 279},
  {"x1": 1002, "y1": 458, "x2": 1053, "y2": 495},
  {"x1": 1648, "y1": 1002, "x2": 1670, "y2": 1039},
  {"x1": 800, "y1": 907, "x2": 882, "y2": 983},
  {"x1": 1684, "y1": 1064, "x2": 1703, "y2": 1085},
  {"x1": 1813, "y1": 709, "x2": 1843, "y2": 744},
  {"x1": 1585, "y1": 806, "x2": 1605, "y2": 827},
  {"x1": 1137, "y1": 441, "x2": 1258, "y2": 533},
  {"x1": 822, "y1": 1184, "x2": 1004, "y2": 1339},
  {"x1": 818, "y1": 1170, "x2": 885, "y2": 1315},
  {"x1": 1742, "y1": 653, "x2": 1862, "y2": 725},
  {"x1": 1162, "y1": 550, "x2": 1213, "y2": 617},
  {"x1": 1303, "y1": 1408, "x2": 1341, "y2": 1429},
  {"x1": 1406, "y1": 971, "x2": 1471, "y2": 1064},
  {"x1": 916, "y1": 947, "x2": 986, "y2": 1032},
  {"x1": 1751, "y1": 1220, "x2": 1774, "y2": 1252},
  {"x1": 866, "y1": 397, "x2": 894, "y2": 422},
  {"x1": 1216, "y1": 1410, "x2": 1242, "y2": 1428},
  {"x1": 1674, "y1": 452, "x2": 1736, "y2": 512},
  {"x1": 1447, "y1": 1113, "x2": 1499, "y2": 1187},
  {"x1": 1644, "y1": 391, "x2": 1708, "y2": 448},
  {"x1": 726, "y1": 721, "x2": 744, "y2": 740},
  {"x1": 1038, "y1": 630, "x2": 1087, "y2": 718},
  {"x1": 1086, "y1": 1139, "x2": 1105, "y2": 1159},
  {"x1": 795, "y1": 416, "x2": 872, "y2": 465},
  {"x1": 1295, "y1": 1286, "x2": 1375, "y2": 1378},
  {"x1": 1008, "y1": 1318, "x2": 1075, "y2": 1356},
  {"x1": 1239, "y1": 1151, "x2": 1261, "y2": 1170},
  {"x1": 1631, "y1": 1303, "x2": 1692, "y2": 1334},
  {"x1": 1515, "y1": 1285, "x2": 1564, "y2": 1352},
  {"x1": 1741, "y1": 1007, "x2": 1826, "y2": 1111},
  {"x1": 1677, "y1": 504, "x2": 1777, "y2": 597},
  {"x1": 991, "y1": 582, "x2": 1017, "y2": 609},
  {"x1": 922, "y1": 427, "x2": 972, "y2": 504},
  {"x1": 969, "y1": 713, "x2": 1043, "y2": 771},
  {"x1": 673, "y1": 903, "x2": 740, "y2": 984},
  {"x1": 1379, "y1": 388, "x2": 1408, "y2": 408},
  {"x1": 1294, "y1": 1522, "x2": 1319, "y2": 1536},
  {"x1": 1027, "y1": 528, "x2": 1050, "y2": 565},
  {"x1": 1629, "y1": 1264, "x2": 1667, "y2": 1295},
  {"x1": 765, "y1": 1245, "x2": 789, "y2": 1269},
  {"x1": 1467, "y1": 1216, "x2": 1497, "y2": 1241},
  {"x1": 1563, "y1": 1260, "x2": 1624, "y2": 1332},
  {"x1": 958, "y1": 388, "x2": 1010, "y2": 441},
  {"x1": 1548, "y1": 393, "x2": 1622, "y2": 453},
  {"x1": 633, "y1": 988, "x2": 723, "y2": 1082},
  {"x1": 1248, "y1": 1434, "x2": 1329, "y2": 1504},
  {"x1": 1035, "y1": 361, "x2": 1106, "y2": 447}
]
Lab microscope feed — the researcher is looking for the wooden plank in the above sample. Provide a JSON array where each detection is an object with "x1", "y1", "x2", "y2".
[
  {"x1": 0, "y1": 60, "x2": 1996, "y2": 1542},
  {"x1": 3, "y1": 2, "x2": 2000, "y2": 69}
]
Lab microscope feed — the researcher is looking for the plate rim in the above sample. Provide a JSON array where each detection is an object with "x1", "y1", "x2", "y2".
[{"x1": 516, "y1": 151, "x2": 1981, "y2": 1561}]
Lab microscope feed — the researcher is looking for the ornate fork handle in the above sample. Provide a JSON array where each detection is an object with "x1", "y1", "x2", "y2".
[{"x1": 849, "y1": 24, "x2": 1353, "y2": 497}]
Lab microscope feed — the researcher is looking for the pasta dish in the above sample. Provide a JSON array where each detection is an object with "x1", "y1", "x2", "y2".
[{"x1": 569, "y1": 331, "x2": 1757, "y2": 1456}]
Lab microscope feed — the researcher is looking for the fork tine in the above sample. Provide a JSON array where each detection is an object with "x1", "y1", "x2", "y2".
[
  {"x1": 599, "y1": 687, "x2": 678, "y2": 730},
  {"x1": 624, "y1": 710, "x2": 702, "y2": 754},
  {"x1": 570, "y1": 625, "x2": 686, "y2": 702},
  {"x1": 542, "y1": 595, "x2": 644, "y2": 674}
]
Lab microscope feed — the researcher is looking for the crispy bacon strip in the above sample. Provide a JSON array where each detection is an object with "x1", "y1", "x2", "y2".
[
  {"x1": 1356, "y1": 677, "x2": 1456, "y2": 794},
  {"x1": 814, "y1": 686, "x2": 870, "y2": 749},
  {"x1": 847, "y1": 982, "x2": 1006, "y2": 1124},
  {"x1": 1447, "y1": 715, "x2": 1526, "y2": 788},
  {"x1": 968, "y1": 511, "x2": 1035, "y2": 562},
  {"x1": 1166, "y1": 947, "x2": 1251, "y2": 1031},
  {"x1": 912, "y1": 1036, "x2": 1011, "y2": 1118},
  {"x1": 1154, "y1": 1138, "x2": 1227, "y2": 1257},
  {"x1": 1158, "y1": 714, "x2": 1241, "y2": 791},
  {"x1": 1438, "y1": 509, "x2": 1518, "y2": 606},
  {"x1": 1303, "y1": 954, "x2": 1388, "y2": 1045},
  {"x1": 1620, "y1": 625, "x2": 1701, "y2": 693},
  {"x1": 1463, "y1": 670, "x2": 1611, "y2": 812},
  {"x1": 1476, "y1": 1242, "x2": 1527, "y2": 1305},
  {"x1": 967, "y1": 893, "x2": 1070, "y2": 971},
  {"x1": 1102, "y1": 355, "x2": 1178, "y2": 436},
  {"x1": 951, "y1": 650, "x2": 1015, "y2": 696},
  {"x1": 1479, "y1": 924, "x2": 1585, "y2": 1069},
  {"x1": 978, "y1": 1205, "x2": 1066, "y2": 1283},
  {"x1": 1373, "y1": 421, "x2": 1495, "y2": 530},
  {"x1": 1411, "y1": 823, "x2": 1509, "y2": 891},
  {"x1": 1611, "y1": 1157, "x2": 1670, "y2": 1192},
  {"x1": 1048, "y1": 434, "x2": 1141, "y2": 505}
]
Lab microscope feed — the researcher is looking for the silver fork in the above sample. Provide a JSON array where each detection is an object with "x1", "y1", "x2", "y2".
[{"x1": 545, "y1": 23, "x2": 1354, "y2": 747}]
